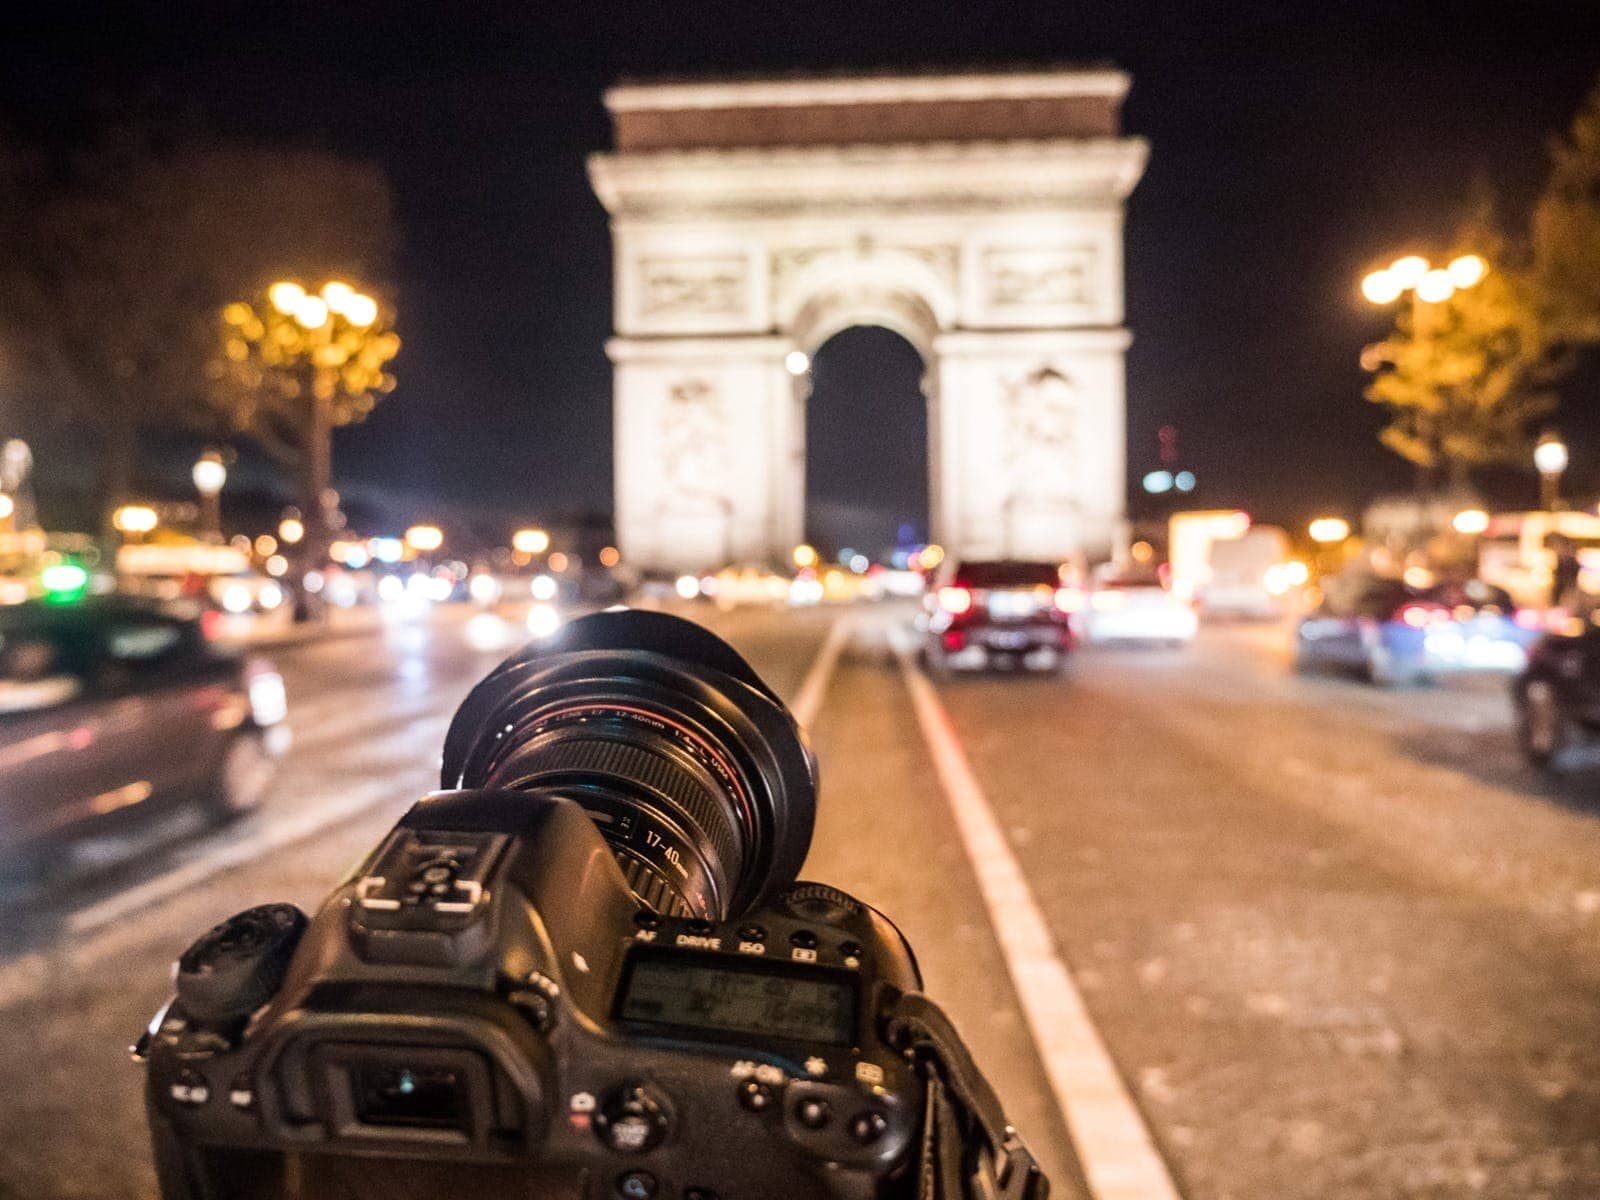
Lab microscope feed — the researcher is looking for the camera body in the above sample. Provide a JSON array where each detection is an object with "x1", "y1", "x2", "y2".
[{"x1": 142, "y1": 789, "x2": 923, "y2": 1200}]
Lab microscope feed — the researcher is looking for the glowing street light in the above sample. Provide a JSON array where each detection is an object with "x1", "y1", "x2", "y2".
[
  {"x1": 0, "y1": 494, "x2": 13, "y2": 521},
  {"x1": 278, "y1": 516, "x2": 306, "y2": 545},
  {"x1": 229, "y1": 278, "x2": 396, "y2": 621},
  {"x1": 113, "y1": 504, "x2": 159, "y2": 536},
  {"x1": 1452, "y1": 508, "x2": 1491, "y2": 535},
  {"x1": 512, "y1": 528, "x2": 550, "y2": 555},
  {"x1": 1535, "y1": 431, "x2": 1569, "y2": 511},
  {"x1": 1361, "y1": 269, "x2": 1403, "y2": 305},
  {"x1": 192, "y1": 449, "x2": 227, "y2": 543},
  {"x1": 406, "y1": 524, "x2": 445, "y2": 553},
  {"x1": 1361, "y1": 252, "x2": 1488, "y2": 310},
  {"x1": 1308, "y1": 517, "x2": 1350, "y2": 544},
  {"x1": 1388, "y1": 255, "x2": 1429, "y2": 289},
  {"x1": 792, "y1": 543, "x2": 819, "y2": 569},
  {"x1": 1447, "y1": 254, "x2": 1487, "y2": 289},
  {"x1": 1414, "y1": 269, "x2": 1455, "y2": 304},
  {"x1": 784, "y1": 350, "x2": 810, "y2": 376},
  {"x1": 268, "y1": 281, "x2": 306, "y2": 315}
]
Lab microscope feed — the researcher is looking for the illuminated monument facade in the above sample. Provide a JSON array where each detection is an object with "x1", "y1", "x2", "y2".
[{"x1": 588, "y1": 69, "x2": 1147, "y2": 571}]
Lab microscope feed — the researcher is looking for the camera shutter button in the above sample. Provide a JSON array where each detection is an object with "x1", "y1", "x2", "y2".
[{"x1": 595, "y1": 1084, "x2": 670, "y2": 1154}]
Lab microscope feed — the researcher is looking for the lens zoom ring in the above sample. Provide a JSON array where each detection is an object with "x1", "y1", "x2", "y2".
[
  {"x1": 616, "y1": 853, "x2": 691, "y2": 917},
  {"x1": 523, "y1": 735, "x2": 740, "y2": 876}
]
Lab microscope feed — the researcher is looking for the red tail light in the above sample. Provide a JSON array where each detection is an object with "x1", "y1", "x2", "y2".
[
  {"x1": 1053, "y1": 586, "x2": 1084, "y2": 614},
  {"x1": 200, "y1": 609, "x2": 223, "y2": 642},
  {"x1": 938, "y1": 586, "x2": 973, "y2": 615}
]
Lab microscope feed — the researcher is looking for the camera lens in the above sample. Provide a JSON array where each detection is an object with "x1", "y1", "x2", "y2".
[{"x1": 441, "y1": 611, "x2": 816, "y2": 920}]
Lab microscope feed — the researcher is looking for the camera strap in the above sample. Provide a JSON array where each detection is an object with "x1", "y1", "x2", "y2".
[{"x1": 886, "y1": 992, "x2": 1049, "y2": 1200}]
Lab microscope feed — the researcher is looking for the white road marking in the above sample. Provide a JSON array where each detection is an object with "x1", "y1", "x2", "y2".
[
  {"x1": 791, "y1": 615, "x2": 852, "y2": 729},
  {"x1": 892, "y1": 631, "x2": 1183, "y2": 1200}
]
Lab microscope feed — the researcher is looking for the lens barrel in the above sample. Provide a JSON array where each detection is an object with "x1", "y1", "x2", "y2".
[{"x1": 441, "y1": 610, "x2": 816, "y2": 920}]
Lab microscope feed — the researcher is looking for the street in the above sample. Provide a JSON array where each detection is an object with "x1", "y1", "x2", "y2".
[{"x1": 3, "y1": 603, "x2": 1600, "y2": 1199}]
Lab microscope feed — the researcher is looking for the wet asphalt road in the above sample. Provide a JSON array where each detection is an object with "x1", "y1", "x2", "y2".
[{"x1": 2, "y1": 602, "x2": 1599, "y2": 1199}]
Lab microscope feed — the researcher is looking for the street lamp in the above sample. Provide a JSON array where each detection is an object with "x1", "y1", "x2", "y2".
[
  {"x1": 278, "y1": 515, "x2": 306, "y2": 545},
  {"x1": 191, "y1": 450, "x2": 227, "y2": 543},
  {"x1": 1308, "y1": 517, "x2": 1350, "y2": 544},
  {"x1": 1535, "y1": 431, "x2": 1569, "y2": 511},
  {"x1": 223, "y1": 278, "x2": 397, "y2": 621},
  {"x1": 512, "y1": 528, "x2": 550, "y2": 555},
  {"x1": 406, "y1": 524, "x2": 444, "y2": 554},
  {"x1": 1362, "y1": 251, "x2": 1490, "y2": 505},
  {"x1": 1362, "y1": 253, "x2": 1486, "y2": 310},
  {"x1": 113, "y1": 504, "x2": 159, "y2": 539}
]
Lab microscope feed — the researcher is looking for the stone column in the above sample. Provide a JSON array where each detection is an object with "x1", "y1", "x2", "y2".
[{"x1": 609, "y1": 335, "x2": 795, "y2": 573}]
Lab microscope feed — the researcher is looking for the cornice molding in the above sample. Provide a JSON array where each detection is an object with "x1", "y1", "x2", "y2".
[{"x1": 605, "y1": 70, "x2": 1131, "y2": 114}]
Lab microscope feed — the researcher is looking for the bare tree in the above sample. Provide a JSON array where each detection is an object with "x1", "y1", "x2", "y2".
[{"x1": 0, "y1": 123, "x2": 397, "y2": 532}]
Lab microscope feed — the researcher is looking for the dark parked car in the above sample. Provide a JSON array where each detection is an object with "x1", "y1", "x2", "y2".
[
  {"x1": 0, "y1": 598, "x2": 286, "y2": 888},
  {"x1": 1296, "y1": 576, "x2": 1538, "y2": 686},
  {"x1": 1515, "y1": 619, "x2": 1600, "y2": 771},
  {"x1": 922, "y1": 559, "x2": 1074, "y2": 673}
]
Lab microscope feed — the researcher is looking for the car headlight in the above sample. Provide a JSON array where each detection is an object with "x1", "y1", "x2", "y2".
[{"x1": 248, "y1": 671, "x2": 288, "y2": 727}]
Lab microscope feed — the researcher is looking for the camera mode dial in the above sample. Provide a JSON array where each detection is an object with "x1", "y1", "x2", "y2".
[
  {"x1": 783, "y1": 882, "x2": 863, "y2": 925},
  {"x1": 175, "y1": 904, "x2": 307, "y2": 1024}
]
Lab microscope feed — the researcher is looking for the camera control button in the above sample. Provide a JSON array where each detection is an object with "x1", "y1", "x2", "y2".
[
  {"x1": 595, "y1": 1085, "x2": 669, "y2": 1154},
  {"x1": 737, "y1": 924, "x2": 765, "y2": 942},
  {"x1": 169, "y1": 1069, "x2": 211, "y2": 1106},
  {"x1": 838, "y1": 940, "x2": 864, "y2": 959},
  {"x1": 788, "y1": 929, "x2": 818, "y2": 950},
  {"x1": 684, "y1": 919, "x2": 714, "y2": 936},
  {"x1": 849, "y1": 1110, "x2": 889, "y2": 1144},
  {"x1": 614, "y1": 1170, "x2": 658, "y2": 1199},
  {"x1": 796, "y1": 1097, "x2": 831, "y2": 1130},
  {"x1": 736, "y1": 1078, "x2": 776, "y2": 1112},
  {"x1": 632, "y1": 910, "x2": 662, "y2": 931}
]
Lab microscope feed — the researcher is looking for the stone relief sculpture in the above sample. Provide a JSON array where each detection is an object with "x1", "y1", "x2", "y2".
[
  {"x1": 638, "y1": 256, "x2": 748, "y2": 318},
  {"x1": 1003, "y1": 366, "x2": 1078, "y2": 506},
  {"x1": 984, "y1": 246, "x2": 1094, "y2": 309},
  {"x1": 659, "y1": 378, "x2": 731, "y2": 515}
]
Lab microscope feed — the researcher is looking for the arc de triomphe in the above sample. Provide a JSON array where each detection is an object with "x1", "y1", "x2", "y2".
[{"x1": 588, "y1": 69, "x2": 1147, "y2": 572}]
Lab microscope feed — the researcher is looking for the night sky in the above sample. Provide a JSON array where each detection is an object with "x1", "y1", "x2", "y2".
[{"x1": 5, "y1": 2, "x2": 1600, "y2": 548}]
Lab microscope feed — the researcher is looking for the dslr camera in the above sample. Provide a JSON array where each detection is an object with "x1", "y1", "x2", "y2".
[{"x1": 138, "y1": 611, "x2": 1045, "y2": 1200}]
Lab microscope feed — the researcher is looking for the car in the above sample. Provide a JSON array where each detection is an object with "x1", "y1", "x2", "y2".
[
  {"x1": 211, "y1": 569, "x2": 287, "y2": 615},
  {"x1": 922, "y1": 559, "x2": 1074, "y2": 673},
  {"x1": 0, "y1": 598, "x2": 287, "y2": 890},
  {"x1": 1077, "y1": 566, "x2": 1198, "y2": 647},
  {"x1": 1514, "y1": 617, "x2": 1600, "y2": 771},
  {"x1": 1295, "y1": 576, "x2": 1539, "y2": 686}
]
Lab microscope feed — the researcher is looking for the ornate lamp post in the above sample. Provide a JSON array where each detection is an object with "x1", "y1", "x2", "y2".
[
  {"x1": 191, "y1": 449, "x2": 227, "y2": 543},
  {"x1": 1535, "y1": 431, "x2": 1569, "y2": 512},
  {"x1": 1361, "y1": 252, "x2": 1489, "y2": 502},
  {"x1": 220, "y1": 280, "x2": 397, "y2": 619}
]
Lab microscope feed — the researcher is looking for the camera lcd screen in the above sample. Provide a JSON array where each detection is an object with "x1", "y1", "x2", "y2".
[{"x1": 619, "y1": 953, "x2": 857, "y2": 1046}]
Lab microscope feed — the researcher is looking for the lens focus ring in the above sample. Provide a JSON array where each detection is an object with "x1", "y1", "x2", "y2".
[{"x1": 504, "y1": 732, "x2": 741, "y2": 888}]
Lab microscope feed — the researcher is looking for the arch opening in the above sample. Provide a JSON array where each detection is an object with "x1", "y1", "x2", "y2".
[{"x1": 803, "y1": 326, "x2": 930, "y2": 559}]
